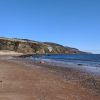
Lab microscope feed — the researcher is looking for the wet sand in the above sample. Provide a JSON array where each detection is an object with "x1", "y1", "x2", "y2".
[{"x1": 0, "y1": 58, "x2": 100, "y2": 100}]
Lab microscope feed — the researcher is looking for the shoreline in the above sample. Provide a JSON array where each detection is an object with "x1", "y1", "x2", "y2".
[
  {"x1": 24, "y1": 58, "x2": 100, "y2": 91},
  {"x1": 0, "y1": 56, "x2": 100, "y2": 99},
  {"x1": 16, "y1": 53, "x2": 100, "y2": 76},
  {"x1": 12, "y1": 56, "x2": 100, "y2": 77}
]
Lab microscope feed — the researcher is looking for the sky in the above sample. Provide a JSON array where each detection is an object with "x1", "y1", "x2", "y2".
[{"x1": 0, "y1": 0, "x2": 100, "y2": 53}]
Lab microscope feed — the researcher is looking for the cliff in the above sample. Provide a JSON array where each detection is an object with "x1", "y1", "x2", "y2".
[{"x1": 0, "y1": 37, "x2": 87, "y2": 54}]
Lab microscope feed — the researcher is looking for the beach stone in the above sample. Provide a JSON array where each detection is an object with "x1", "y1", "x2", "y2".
[
  {"x1": 77, "y1": 64, "x2": 83, "y2": 66},
  {"x1": 40, "y1": 61, "x2": 45, "y2": 64},
  {"x1": 0, "y1": 80, "x2": 2, "y2": 82}
]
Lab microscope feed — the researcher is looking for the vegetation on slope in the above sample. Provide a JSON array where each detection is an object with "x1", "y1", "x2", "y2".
[{"x1": 0, "y1": 37, "x2": 87, "y2": 54}]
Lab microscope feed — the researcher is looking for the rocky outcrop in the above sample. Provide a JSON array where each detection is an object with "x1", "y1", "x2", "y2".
[{"x1": 0, "y1": 37, "x2": 87, "y2": 54}]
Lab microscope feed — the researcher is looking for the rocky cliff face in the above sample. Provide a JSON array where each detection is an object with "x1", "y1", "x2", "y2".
[{"x1": 0, "y1": 37, "x2": 86, "y2": 54}]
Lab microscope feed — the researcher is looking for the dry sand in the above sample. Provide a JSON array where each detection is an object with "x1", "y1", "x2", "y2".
[
  {"x1": 0, "y1": 50, "x2": 23, "y2": 56},
  {"x1": 0, "y1": 58, "x2": 99, "y2": 100}
]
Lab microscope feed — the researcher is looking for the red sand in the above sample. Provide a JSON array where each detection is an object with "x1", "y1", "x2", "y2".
[{"x1": 0, "y1": 59, "x2": 99, "y2": 100}]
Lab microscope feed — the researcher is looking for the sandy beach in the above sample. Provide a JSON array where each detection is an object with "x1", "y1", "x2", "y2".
[
  {"x1": 0, "y1": 57, "x2": 99, "y2": 100},
  {"x1": 0, "y1": 50, "x2": 23, "y2": 56}
]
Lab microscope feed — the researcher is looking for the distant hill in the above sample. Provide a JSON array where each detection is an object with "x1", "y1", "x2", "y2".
[{"x1": 0, "y1": 37, "x2": 88, "y2": 54}]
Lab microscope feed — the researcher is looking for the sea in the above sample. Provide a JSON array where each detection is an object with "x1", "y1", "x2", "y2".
[{"x1": 31, "y1": 54, "x2": 100, "y2": 75}]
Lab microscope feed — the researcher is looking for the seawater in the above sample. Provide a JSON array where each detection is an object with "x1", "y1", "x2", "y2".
[{"x1": 31, "y1": 54, "x2": 100, "y2": 75}]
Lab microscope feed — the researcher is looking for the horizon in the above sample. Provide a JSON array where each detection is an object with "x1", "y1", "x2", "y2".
[{"x1": 0, "y1": 0, "x2": 100, "y2": 54}]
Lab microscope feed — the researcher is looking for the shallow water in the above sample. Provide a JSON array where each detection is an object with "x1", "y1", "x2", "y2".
[{"x1": 31, "y1": 54, "x2": 100, "y2": 75}]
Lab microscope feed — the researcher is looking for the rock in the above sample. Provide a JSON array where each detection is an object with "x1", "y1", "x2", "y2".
[
  {"x1": 77, "y1": 64, "x2": 83, "y2": 66},
  {"x1": 0, "y1": 80, "x2": 2, "y2": 82},
  {"x1": 40, "y1": 61, "x2": 45, "y2": 64}
]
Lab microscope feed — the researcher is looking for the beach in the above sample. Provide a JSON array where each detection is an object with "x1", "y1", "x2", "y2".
[{"x1": 0, "y1": 56, "x2": 99, "y2": 100}]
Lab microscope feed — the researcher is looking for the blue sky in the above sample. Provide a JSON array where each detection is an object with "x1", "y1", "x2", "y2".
[{"x1": 0, "y1": 0, "x2": 100, "y2": 53}]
